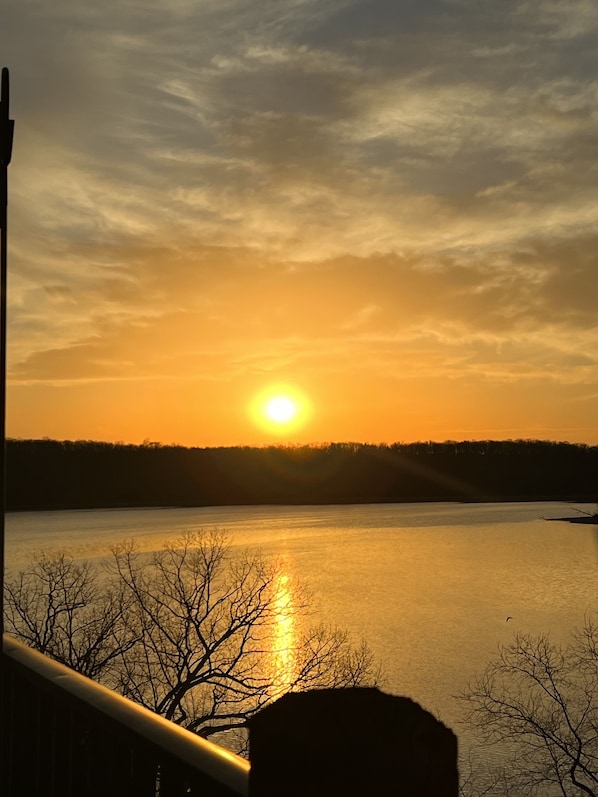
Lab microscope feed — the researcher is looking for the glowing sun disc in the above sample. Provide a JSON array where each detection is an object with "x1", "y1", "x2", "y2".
[
  {"x1": 249, "y1": 385, "x2": 312, "y2": 436},
  {"x1": 265, "y1": 396, "x2": 297, "y2": 424}
]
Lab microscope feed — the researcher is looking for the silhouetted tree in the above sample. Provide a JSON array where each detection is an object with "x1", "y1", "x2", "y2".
[
  {"x1": 7, "y1": 438, "x2": 597, "y2": 510},
  {"x1": 4, "y1": 530, "x2": 379, "y2": 748},
  {"x1": 4, "y1": 551, "x2": 136, "y2": 678},
  {"x1": 461, "y1": 620, "x2": 598, "y2": 796}
]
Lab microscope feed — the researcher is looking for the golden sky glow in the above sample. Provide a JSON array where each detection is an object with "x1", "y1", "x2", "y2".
[{"x1": 2, "y1": 1, "x2": 598, "y2": 446}]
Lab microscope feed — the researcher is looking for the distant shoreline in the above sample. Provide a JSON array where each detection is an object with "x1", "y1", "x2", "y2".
[
  {"x1": 7, "y1": 496, "x2": 598, "y2": 514},
  {"x1": 7, "y1": 438, "x2": 598, "y2": 512}
]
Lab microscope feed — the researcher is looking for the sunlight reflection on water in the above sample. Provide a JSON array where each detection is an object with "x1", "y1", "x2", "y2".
[
  {"x1": 269, "y1": 566, "x2": 298, "y2": 699},
  {"x1": 6, "y1": 500, "x2": 598, "y2": 787}
]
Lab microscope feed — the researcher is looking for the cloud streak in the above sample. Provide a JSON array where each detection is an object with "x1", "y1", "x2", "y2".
[{"x1": 2, "y1": 0, "x2": 598, "y2": 444}]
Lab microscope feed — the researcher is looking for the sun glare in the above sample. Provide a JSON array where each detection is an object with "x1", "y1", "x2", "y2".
[
  {"x1": 250, "y1": 385, "x2": 311, "y2": 436},
  {"x1": 270, "y1": 568, "x2": 298, "y2": 698},
  {"x1": 265, "y1": 396, "x2": 297, "y2": 424}
]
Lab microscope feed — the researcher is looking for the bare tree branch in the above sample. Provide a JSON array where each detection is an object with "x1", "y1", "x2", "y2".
[
  {"x1": 4, "y1": 529, "x2": 379, "y2": 752},
  {"x1": 460, "y1": 624, "x2": 598, "y2": 796}
]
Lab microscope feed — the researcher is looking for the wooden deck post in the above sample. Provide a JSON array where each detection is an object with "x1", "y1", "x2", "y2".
[{"x1": 248, "y1": 687, "x2": 458, "y2": 796}]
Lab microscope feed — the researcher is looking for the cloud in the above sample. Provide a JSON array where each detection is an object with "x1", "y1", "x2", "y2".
[
  {"x1": 2, "y1": 0, "x2": 598, "y2": 441},
  {"x1": 9, "y1": 240, "x2": 598, "y2": 392}
]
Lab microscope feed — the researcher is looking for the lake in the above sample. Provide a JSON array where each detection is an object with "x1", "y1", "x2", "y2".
[{"x1": 6, "y1": 500, "x2": 598, "y2": 776}]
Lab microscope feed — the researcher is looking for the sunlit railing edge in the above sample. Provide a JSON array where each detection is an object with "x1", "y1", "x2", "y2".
[{"x1": 2, "y1": 633, "x2": 250, "y2": 796}]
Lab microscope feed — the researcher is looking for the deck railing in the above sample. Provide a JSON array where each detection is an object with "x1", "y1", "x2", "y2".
[
  {"x1": 1, "y1": 635, "x2": 250, "y2": 797},
  {"x1": 1, "y1": 635, "x2": 459, "y2": 796}
]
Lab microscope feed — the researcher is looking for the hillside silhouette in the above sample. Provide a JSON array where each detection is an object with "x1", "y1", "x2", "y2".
[{"x1": 6, "y1": 438, "x2": 597, "y2": 510}]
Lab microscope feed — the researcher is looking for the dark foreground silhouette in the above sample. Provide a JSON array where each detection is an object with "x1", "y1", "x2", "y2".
[{"x1": 6, "y1": 438, "x2": 598, "y2": 511}]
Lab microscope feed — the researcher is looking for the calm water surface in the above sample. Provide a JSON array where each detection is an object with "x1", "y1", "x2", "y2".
[{"x1": 6, "y1": 501, "x2": 598, "y2": 759}]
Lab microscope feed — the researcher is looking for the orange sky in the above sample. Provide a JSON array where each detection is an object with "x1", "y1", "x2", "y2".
[{"x1": 2, "y1": 1, "x2": 598, "y2": 447}]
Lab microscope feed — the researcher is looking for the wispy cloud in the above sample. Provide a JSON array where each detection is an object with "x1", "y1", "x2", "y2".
[{"x1": 2, "y1": 0, "x2": 598, "y2": 443}]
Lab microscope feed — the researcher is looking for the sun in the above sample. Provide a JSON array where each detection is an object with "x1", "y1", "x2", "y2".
[
  {"x1": 250, "y1": 385, "x2": 311, "y2": 436},
  {"x1": 264, "y1": 396, "x2": 297, "y2": 424}
]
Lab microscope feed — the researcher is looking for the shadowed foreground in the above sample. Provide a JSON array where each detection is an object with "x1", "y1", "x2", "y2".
[{"x1": 2, "y1": 638, "x2": 458, "y2": 796}]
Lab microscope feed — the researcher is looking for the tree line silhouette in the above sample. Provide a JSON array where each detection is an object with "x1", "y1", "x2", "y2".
[{"x1": 6, "y1": 438, "x2": 598, "y2": 510}]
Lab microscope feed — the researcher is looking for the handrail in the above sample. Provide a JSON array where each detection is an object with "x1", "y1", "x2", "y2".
[{"x1": 3, "y1": 634, "x2": 250, "y2": 796}]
